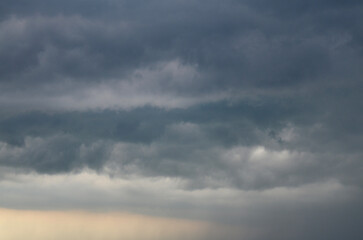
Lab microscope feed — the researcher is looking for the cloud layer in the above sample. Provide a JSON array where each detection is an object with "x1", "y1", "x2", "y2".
[{"x1": 1, "y1": 0, "x2": 363, "y2": 239}]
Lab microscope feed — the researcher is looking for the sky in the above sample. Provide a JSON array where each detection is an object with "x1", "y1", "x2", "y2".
[{"x1": 0, "y1": 0, "x2": 363, "y2": 239}]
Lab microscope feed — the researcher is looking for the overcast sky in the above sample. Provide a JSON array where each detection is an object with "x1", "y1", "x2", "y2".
[{"x1": 0, "y1": 0, "x2": 363, "y2": 239}]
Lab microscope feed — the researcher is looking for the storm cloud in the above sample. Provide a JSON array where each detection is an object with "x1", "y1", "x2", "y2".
[{"x1": 0, "y1": 0, "x2": 363, "y2": 239}]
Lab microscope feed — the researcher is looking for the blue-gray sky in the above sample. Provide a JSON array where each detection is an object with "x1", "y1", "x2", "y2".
[{"x1": 0, "y1": 1, "x2": 363, "y2": 239}]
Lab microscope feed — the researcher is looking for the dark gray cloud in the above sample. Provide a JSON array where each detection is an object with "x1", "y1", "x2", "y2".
[
  {"x1": 1, "y1": 0, "x2": 362, "y2": 91},
  {"x1": 0, "y1": 0, "x2": 363, "y2": 239},
  {"x1": 0, "y1": 100, "x2": 361, "y2": 191}
]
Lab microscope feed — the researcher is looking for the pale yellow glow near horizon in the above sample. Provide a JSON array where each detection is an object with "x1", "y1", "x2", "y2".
[{"x1": 0, "y1": 208, "x2": 238, "y2": 240}]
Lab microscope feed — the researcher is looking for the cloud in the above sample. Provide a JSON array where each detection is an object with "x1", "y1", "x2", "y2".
[
  {"x1": 0, "y1": 170, "x2": 362, "y2": 240},
  {"x1": 0, "y1": 135, "x2": 111, "y2": 173},
  {"x1": 0, "y1": 114, "x2": 361, "y2": 191},
  {"x1": 0, "y1": 0, "x2": 363, "y2": 239},
  {"x1": 0, "y1": 0, "x2": 362, "y2": 110}
]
